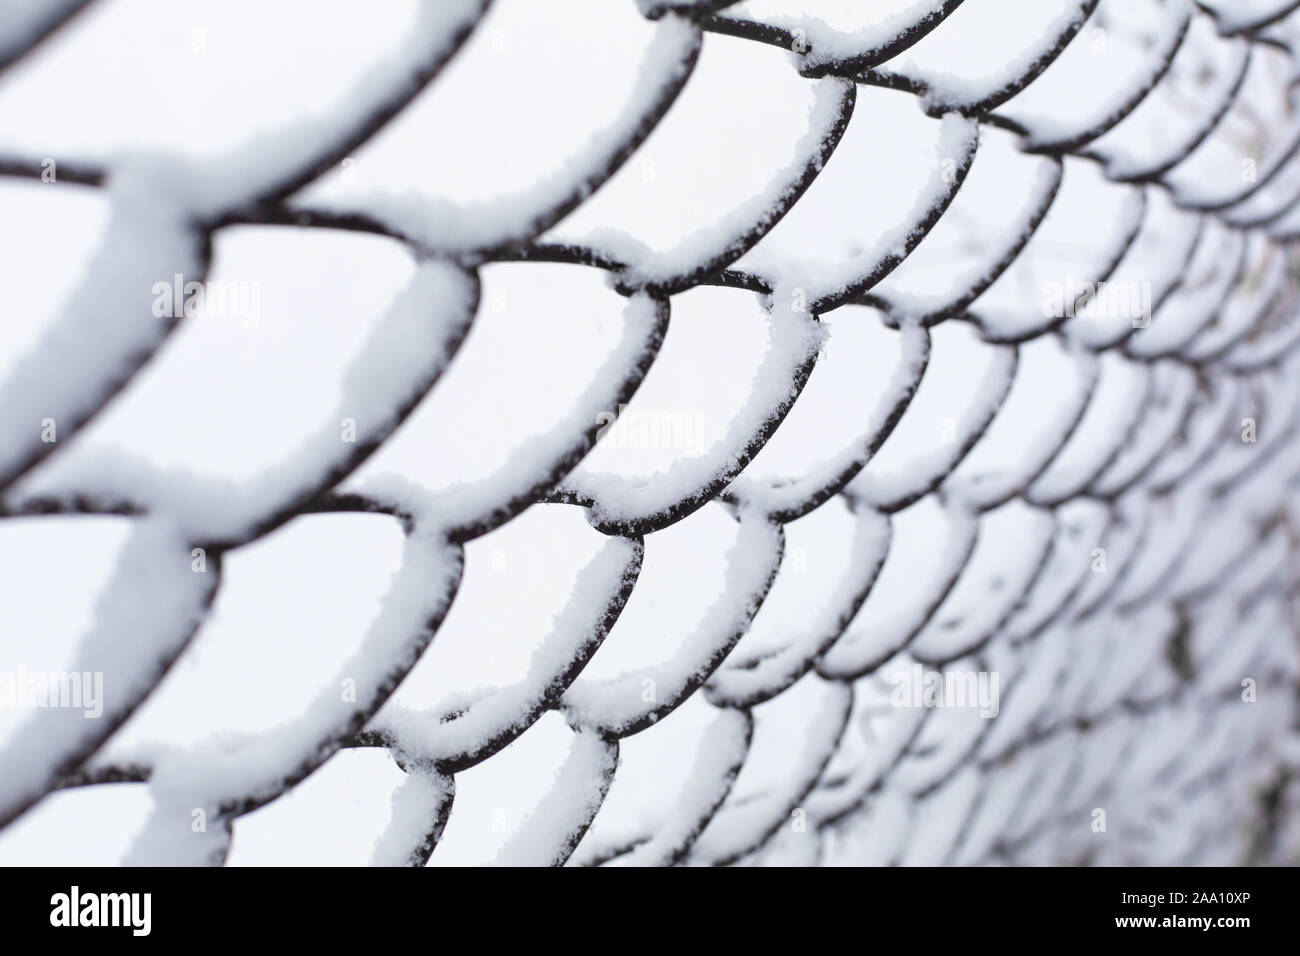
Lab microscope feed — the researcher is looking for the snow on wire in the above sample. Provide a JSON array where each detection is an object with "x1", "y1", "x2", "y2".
[{"x1": 0, "y1": 0, "x2": 1299, "y2": 866}]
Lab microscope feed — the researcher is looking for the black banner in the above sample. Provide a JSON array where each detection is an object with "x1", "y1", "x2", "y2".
[{"x1": 0, "y1": 866, "x2": 1283, "y2": 941}]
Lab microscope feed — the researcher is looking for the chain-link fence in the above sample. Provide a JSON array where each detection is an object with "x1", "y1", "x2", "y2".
[{"x1": 1, "y1": 0, "x2": 1298, "y2": 866}]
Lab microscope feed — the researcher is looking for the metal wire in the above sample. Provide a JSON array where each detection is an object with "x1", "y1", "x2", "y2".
[{"x1": 1, "y1": 0, "x2": 1299, "y2": 866}]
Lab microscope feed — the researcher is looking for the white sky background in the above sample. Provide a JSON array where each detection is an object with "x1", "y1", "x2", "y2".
[{"x1": 0, "y1": 0, "x2": 1297, "y2": 866}]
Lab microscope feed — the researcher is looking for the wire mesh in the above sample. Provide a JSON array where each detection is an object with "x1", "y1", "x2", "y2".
[{"x1": 1, "y1": 0, "x2": 1299, "y2": 866}]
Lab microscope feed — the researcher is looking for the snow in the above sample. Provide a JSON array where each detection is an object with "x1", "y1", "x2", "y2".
[
  {"x1": 848, "y1": 323, "x2": 1019, "y2": 511},
  {"x1": 546, "y1": 66, "x2": 855, "y2": 294},
  {"x1": 970, "y1": 157, "x2": 1146, "y2": 343},
  {"x1": 1089, "y1": 363, "x2": 1198, "y2": 495},
  {"x1": 293, "y1": 5, "x2": 701, "y2": 256},
  {"x1": 946, "y1": 335, "x2": 1097, "y2": 511},
  {"x1": 1199, "y1": 0, "x2": 1300, "y2": 33},
  {"x1": 730, "y1": 99, "x2": 979, "y2": 308},
  {"x1": 867, "y1": 0, "x2": 1096, "y2": 113},
  {"x1": 0, "y1": 1, "x2": 488, "y2": 212},
  {"x1": 685, "y1": 673, "x2": 851, "y2": 865},
  {"x1": 1026, "y1": 351, "x2": 1149, "y2": 504},
  {"x1": 561, "y1": 510, "x2": 782, "y2": 735},
  {"x1": 113, "y1": 523, "x2": 462, "y2": 864},
  {"x1": 225, "y1": 749, "x2": 422, "y2": 866},
  {"x1": 729, "y1": 313, "x2": 931, "y2": 519},
  {"x1": 13, "y1": 256, "x2": 479, "y2": 546},
  {"x1": 489, "y1": 729, "x2": 614, "y2": 866},
  {"x1": 869, "y1": 132, "x2": 1063, "y2": 322},
  {"x1": 4, "y1": 0, "x2": 1300, "y2": 870},
  {"x1": 0, "y1": 518, "x2": 214, "y2": 830},
  {"x1": 0, "y1": 164, "x2": 204, "y2": 489},
  {"x1": 568, "y1": 698, "x2": 749, "y2": 866},
  {"x1": 706, "y1": 501, "x2": 890, "y2": 705},
  {"x1": 0, "y1": 0, "x2": 85, "y2": 69},
  {"x1": 817, "y1": 497, "x2": 981, "y2": 678},
  {"x1": 558, "y1": 289, "x2": 825, "y2": 531},
  {"x1": 1087, "y1": 18, "x2": 1251, "y2": 182},
  {"x1": 716, "y1": 0, "x2": 959, "y2": 74},
  {"x1": 375, "y1": 531, "x2": 640, "y2": 767},
  {"x1": 1001, "y1": 0, "x2": 1194, "y2": 150},
  {"x1": 905, "y1": 503, "x2": 1055, "y2": 663}
]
